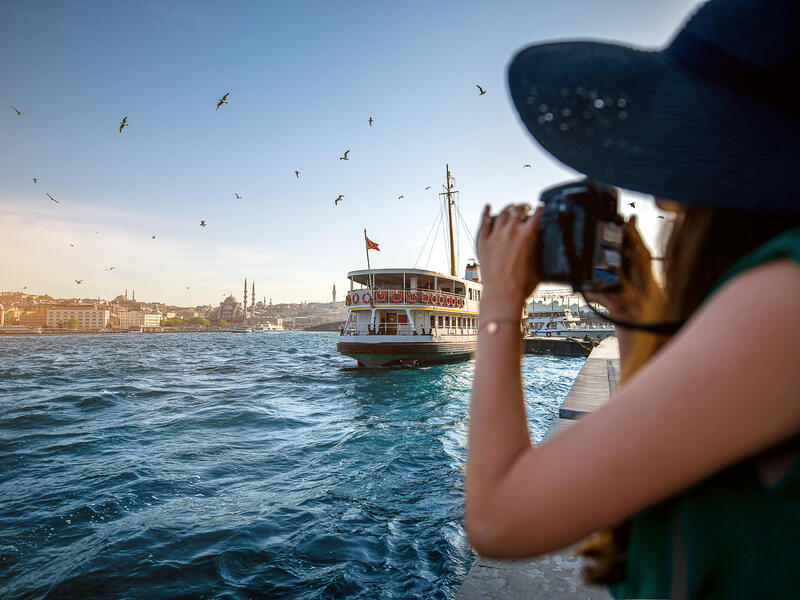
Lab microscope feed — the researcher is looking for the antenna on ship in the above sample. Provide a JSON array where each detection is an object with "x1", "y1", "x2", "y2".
[{"x1": 443, "y1": 164, "x2": 457, "y2": 277}]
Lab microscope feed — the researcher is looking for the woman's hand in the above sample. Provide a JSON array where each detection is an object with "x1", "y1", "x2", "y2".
[
  {"x1": 478, "y1": 204, "x2": 542, "y2": 317},
  {"x1": 587, "y1": 216, "x2": 661, "y2": 322}
]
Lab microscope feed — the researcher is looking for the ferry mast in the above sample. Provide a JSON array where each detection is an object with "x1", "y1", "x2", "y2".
[{"x1": 443, "y1": 164, "x2": 457, "y2": 277}]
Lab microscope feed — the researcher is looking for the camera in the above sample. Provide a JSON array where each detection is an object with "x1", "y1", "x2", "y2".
[
  {"x1": 537, "y1": 178, "x2": 624, "y2": 292},
  {"x1": 482, "y1": 178, "x2": 624, "y2": 292}
]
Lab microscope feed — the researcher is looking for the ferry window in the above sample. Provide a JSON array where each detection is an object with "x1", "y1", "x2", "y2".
[
  {"x1": 438, "y1": 316, "x2": 443, "y2": 327},
  {"x1": 445, "y1": 316, "x2": 450, "y2": 327}
]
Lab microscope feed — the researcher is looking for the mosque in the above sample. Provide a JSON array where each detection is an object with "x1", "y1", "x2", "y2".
[{"x1": 217, "y1": 278, "x2": 256, "y2": 324}]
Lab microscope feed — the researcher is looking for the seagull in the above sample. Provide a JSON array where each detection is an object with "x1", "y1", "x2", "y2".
[
  {"x1": 75, "y1": 280, "x2": 83, "y2": 285},
  {"x1": 46, "y1": 193, "x2": 59, "y2": 204},
  {"x1": 339, "y1": 150, "x2": 350, "y2": 161},
  {"x1": 69, "y1": 243, "x2": 75, "y2": 247},
  {"x1": 234, "y1": 193, "x2": 242, "y2": 199},
  {"x1": 335, "y1": 194, "x2": 344, "y2": 205},
  {"x1": 424, "y1": 186, "x2": 431, "y2": 190},
  {"x1": 119, "y1": 116, "x2": 128, "y2": 133},
  {"x1": 152, "y1": 235, "x2": 156, "y2": 239},
  {"x1": 186, "y1": 286, "x2": 191, "y2": 289},
  {"x1": 216, "y1": 93, "x2": 229, "y2": 110},
  {"x1": 94, "y1": 230, "x2": 99, "y2": 234},
  {"x1": 523, "y1": 164, "x2": 532, "y2": 168},
  {"x1": 368, "y1": 117, "x2": 373, "y2": 126},
  {"x1": 657, "y1": 215, "x2": 665, "y2": 219},
  {"x1": 628, "y1": 202, "x2": 636, "y2": 208},
  {"x1": 33, "y1": 178, "x2": 38, "y2": 183},
  {"x1": 295, "y1": 170, "x2": 300, "y2": 178},
  {"x1": 10, "y1": 105, "x2": 27, "y2": 116},
  {"x1": 476, "y1": 85, "x2": 486, "y2": 96},
  {"x1": 23, "y1": 286, "x2": 27, "y2": 290},
  {"x1": 200, "y1": 220, "x2": 207, "y2": 227},
  {"x1": 105, "y1": 266, "x2": 116, "y2": 271},
  {"x1": 398, "y1": 195, "x2": 404, "y2": 199}
]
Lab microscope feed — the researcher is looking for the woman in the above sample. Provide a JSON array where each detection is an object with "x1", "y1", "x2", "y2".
[{"x1": 465, "y1": 0, "x2": 800, "y2": 597}]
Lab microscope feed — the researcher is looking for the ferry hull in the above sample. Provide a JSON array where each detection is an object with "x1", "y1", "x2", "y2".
[{"x1": 337, "y1": 340, "x2": 476, "y2": 367}]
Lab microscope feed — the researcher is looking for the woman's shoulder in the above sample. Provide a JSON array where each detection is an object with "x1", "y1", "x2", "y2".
[{"x1": 707, "y1": 227, "x2": 800, "y2": 300}]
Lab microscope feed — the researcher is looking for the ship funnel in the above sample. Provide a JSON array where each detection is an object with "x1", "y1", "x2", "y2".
[{"x1": 464, "y1": 260, "x2": 481, "y2": 283}]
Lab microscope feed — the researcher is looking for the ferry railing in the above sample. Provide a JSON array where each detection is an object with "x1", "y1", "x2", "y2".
[
  {"x1": 340, "y1": 322, "x2": 479, "y2": 337},
  {"x1": 345, "y1": 288, "x2": 470, "y2": 308}
]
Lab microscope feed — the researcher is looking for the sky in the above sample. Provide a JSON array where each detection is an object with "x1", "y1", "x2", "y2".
[{"x1": 1, "y1": 0, "x2": 704, "y2": 305}]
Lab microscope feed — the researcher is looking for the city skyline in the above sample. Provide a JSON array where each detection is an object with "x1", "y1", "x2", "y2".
[{"x1": 1, "y1": 0, "x2": 697, "y2": 304}]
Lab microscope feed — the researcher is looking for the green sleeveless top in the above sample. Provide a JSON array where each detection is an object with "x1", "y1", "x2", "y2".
[{"x1": 610, "y1": 228, "x2": 800, "y2": 600}]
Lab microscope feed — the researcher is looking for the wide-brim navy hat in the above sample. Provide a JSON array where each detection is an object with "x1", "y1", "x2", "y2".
[{"x1": 508, "y1": 0, "x2": 799, "y2": 212}]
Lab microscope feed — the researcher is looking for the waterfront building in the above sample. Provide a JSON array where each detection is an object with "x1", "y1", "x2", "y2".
[
  {"x1": 0, "y1": 304, "x2": 4, "y2": 326},
  {"x1": 46, "y1": 305, "x2": 110, "y2": 329},
  {"x1": 19, "y1": 311, "x2": 47, "y2": 328},
  {"x1": 125, "y1": 311, "x2": 161, "y2": 328}
]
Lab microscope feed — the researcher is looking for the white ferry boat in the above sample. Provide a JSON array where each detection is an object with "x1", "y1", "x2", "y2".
[
  {"x1": 338, "y1": 264, "x2": 482, "y2": 366},
  {"x1": 527, "y1": 307, "x2": 614, "y2": 339},
  {"x1": 337, "y1": 165, "x2": 483, "y2": 367}
]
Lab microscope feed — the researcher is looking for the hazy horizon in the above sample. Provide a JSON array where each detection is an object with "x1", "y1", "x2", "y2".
[{"x1": 2, "y1": 0, "x2": 702, "y2": 305}]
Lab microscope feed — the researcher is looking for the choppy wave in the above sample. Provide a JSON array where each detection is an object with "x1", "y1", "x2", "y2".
[{"x1": 0, "y1": 332, "x2": 583, "y2": 599}]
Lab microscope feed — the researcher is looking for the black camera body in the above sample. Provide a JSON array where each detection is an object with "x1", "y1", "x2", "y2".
[{"x1": 536, "y1": 179, "x2": 624, "y2": 292}]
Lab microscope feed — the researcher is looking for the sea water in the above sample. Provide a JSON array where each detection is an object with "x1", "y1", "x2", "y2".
[{"x1": 0, "y1": 332, "x2": 583, "y2": 599}]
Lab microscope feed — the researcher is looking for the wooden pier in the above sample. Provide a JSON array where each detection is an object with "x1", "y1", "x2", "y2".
[{"x1": 456, "y1": 337, "x2": 619, "y2": 600}]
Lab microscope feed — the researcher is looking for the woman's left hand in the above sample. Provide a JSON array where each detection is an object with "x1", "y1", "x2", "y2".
[{"x1": 477, "y1": 203, "x2": 542, "y2": 317}]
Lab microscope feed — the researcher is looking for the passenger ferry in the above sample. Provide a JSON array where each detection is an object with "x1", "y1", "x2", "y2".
[
  {"x1": 338, "y1": 263, "x2": 482, "y2": 366},
  {"x1": 527, "y1": 306, "x2": 614, "y2": 339},
  {"x1": 337, "y1": 165, "x2": 484, "y2": 367}
]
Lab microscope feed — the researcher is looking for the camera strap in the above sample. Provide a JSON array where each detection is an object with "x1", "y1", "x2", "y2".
[
  {"x1": 558, "y1": 208, "x2": 685, "y2": 334},
  {"x1": 578, "y1": 293, "x2": 686, "y2": 335}
]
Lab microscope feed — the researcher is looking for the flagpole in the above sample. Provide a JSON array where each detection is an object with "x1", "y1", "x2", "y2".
[{"x1": 364, "y1": 228, "x2": 374, "y2": 307}]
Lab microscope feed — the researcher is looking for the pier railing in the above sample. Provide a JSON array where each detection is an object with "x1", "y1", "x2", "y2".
[{"x1": 345, "y1": 288, "x2": 470, "y2": 309}]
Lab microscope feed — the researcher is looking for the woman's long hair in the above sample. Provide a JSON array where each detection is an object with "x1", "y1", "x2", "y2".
[{"x1": 578, "y1": 204, "x2": 800, "y2": 585}]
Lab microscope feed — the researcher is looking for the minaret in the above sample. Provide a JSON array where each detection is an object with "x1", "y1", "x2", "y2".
[
  {"x1": 332, "y1": 283, "x2": 336, "y2": 304},
  {"x1": 243, "y1": 278, "x2": 247, "y2": 326},
  {"x1": 251, "y1": 281, "x2": 255, "y2": 326},
  {"x1": 125, "y1": 289, "x2": 128, "y2": 300}
]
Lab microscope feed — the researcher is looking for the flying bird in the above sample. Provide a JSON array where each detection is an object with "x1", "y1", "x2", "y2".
[
  {"x1": 234, "y1": 193, "x2": 242, "y2": 199},
  {"x1": 10, "y1": 106, "x2": 27, "y2": 116},
  {"x1": 628, "y1": 202, "x2": 636, "y2": 208},
  {"x1": 75, "y1": 280, "x2": 83, "y2": 285},
  {"x1": 523, "y1": 164, "x2": 532, "y2": 168},
  {"x1": 398, "y1": 195, "x2": 404, "y2": 199},
  {"x1": 186, "y1": 286, "x2": 191, "y2": 289},
  {"x1": 335, "y1": 194, "x2": 344, "y2": 205},
  {"x1": 368, "y1": 117, "x2": 373, "y2": 126},
  {"x1": 119, "y1": 116, "x2": 128, "y2": 133},
  {"x1": 69, "y1": 243, "x2": 75, "y2": 247},
  {"x1": 47, "y1": 193, "x2": 59, "y2": 204},
  {"x1": 95, "y1": 230, "x2": 99, "y2": 234},
  {"x1": 424, "y1": 186, "x2": 431, "y2": 190},
  {"x1": 200, "y1": 220, "x2": 207, "y2": 227},
  {"x1": 23, "y1": 286, "x2": 27, "y2": 290},
  {"x1": 295, "y1": 170, "x2": 300, "y2": 178},
  {"x1": 152, "y1": 235, "x2": 156, "y2": 239},
  {"x1": 339, "y1": 150, "x2": 350, "y2": 161},
  {"x1": 33, "y1": 178, "x2": 38, "y2": 183},
  {"x1": 105, "y1": 266, "x2": 116, "y2": 271},
  {"x1": 476, "y1": 85, "x2": 486, "y2": 96},
  {"x1": 216, "y1": 93, "x2": 229, "y2": 110},
  {"x1": 657, "y1": 215, "x2": 665, "y2": 219}
]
